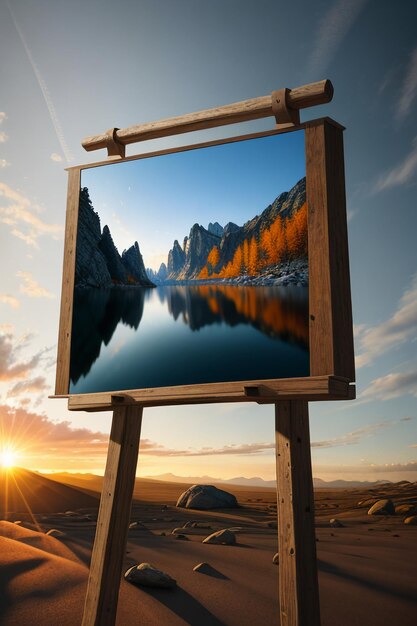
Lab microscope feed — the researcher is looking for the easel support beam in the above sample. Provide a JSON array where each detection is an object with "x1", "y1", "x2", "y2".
[
  {"x1": 82, "y1": 405, "x2": 143, "y2": 626},
  {"x1": 275, "y1": 401, "x2": 321, "y2": 626}
]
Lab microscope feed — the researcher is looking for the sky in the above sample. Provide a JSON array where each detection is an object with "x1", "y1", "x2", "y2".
[
  {"x1": 0, "y1": 0, "x2": 416, "y2": 483},
  {"x1": 82, "y1": 129, "x2": 305, "y2": 270}
]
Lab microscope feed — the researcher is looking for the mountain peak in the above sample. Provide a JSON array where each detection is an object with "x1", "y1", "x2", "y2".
[{"x1": 208, "y1": 222, "x2": 224, "y2": 237}]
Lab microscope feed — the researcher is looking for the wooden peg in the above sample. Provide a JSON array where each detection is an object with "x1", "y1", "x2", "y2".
[
  {"x1": 104, "y1": 128, "x2": 125, "y2": 158},
  {"x1": 271, "y1": 88, "x2": 300, "y2": 128}
]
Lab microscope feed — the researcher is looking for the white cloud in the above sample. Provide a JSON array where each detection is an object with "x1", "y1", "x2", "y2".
[
  {"x1": 374, "y1": 137, "x2": 417, "y2": 193},
  {"x1": 0, "y1": 159, "x2": 10, "y2": 168},
  {"x1": 0, "y1": 182, "x2": 62, "y2": 248},
  {"x1": 0, "y1": 332, "x2": 42, "y2": 382},
  {"x1": 398, "y1": 45, "x2": 417, "y2": 120},
  {"x1": 17, "y1": 271, "x2": 54, "y2": 299},
  {"x1": 0, "y1": 112, "x2": 6, "y2": 124},
  {"x1": 7, "y1": 376, "x2": 49, "y2": 398},
  {"x1": 315, "y1": 460, "x2": 417, "y2": 474},
  {"x1": 309, "y1": 0, "x2": 369, "y2": 75},
  {"x1": 361, "y1": 369, "x2": 417, "y2": 401},
  {"x1": 50, "y1": 153, "x2": 63, "y2": 162},
  {"x1": 356, "y1": 273, "x2": 417, "y2": 367},
  {"x1": 311, "y1": 422, "x2": 392, "y2": 449},
  {"x1": 0, "y1": 294, "x2": 20, "y2": 309},
  {"x1": 0, "y1": 131, "x2": 8, "y2": 143}
]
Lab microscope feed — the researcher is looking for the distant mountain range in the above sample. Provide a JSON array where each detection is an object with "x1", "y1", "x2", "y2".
[
  {"x1": 142, "y1": 472, "x2": 393, "y2": 490},
  {"x1": 148, "y1": 176, "x2": 307, "y2": 284},
  {"x1": 77, "y1": 176, "x2": 307, "y2": 288},
  {"x1": 42, "y1": 470, "x2": 401, "y2": 491}
]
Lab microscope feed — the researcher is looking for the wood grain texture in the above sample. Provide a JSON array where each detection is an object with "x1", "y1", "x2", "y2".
[
  {"x1": 55, "y1": 169, "x2": 80, "y2": 395},
  {"x1": 82, "y1": 405, "x2": 142, "y2": 626},
  {"x1": 306, "y1": 120, "x2": 355, "y2": 380},
  {"x1": 275, "y1": 401, "x2": 321, "y2": 626},
  {"x1": 66, "y1": 376, "x2": 354, "y2": 411},
  {"x1": 81, "y1": 80, "x2": 333, "y2": 152}
]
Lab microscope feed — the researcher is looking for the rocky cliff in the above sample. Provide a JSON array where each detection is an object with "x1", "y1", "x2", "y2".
[
  {"x1": 75, "y1": 187, "x2": 155, "y2": 288},
  {"x1": 164, "y1": 176, "x2": 306, "y2": 282},
  {"x1": 74, "y1": 188, "x2": 112, "y2": 287},
  {"x1": 122, "y1": 242, "x2": 155, "y2": 287}
]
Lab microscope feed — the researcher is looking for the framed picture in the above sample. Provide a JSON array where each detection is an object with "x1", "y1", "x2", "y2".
[{"x1": 55, "y1": 118, "x2": 354, "y2": 408}]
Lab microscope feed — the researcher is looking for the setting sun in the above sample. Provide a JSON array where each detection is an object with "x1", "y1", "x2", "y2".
[{"x1": 0, "y1": 449, "x2": 17, "y2": 469}]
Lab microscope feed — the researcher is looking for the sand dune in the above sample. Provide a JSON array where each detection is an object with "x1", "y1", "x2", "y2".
[
  {"x1": 0, "y1": 468, "x2": 99, "y2": 517},
  {"x1": 0, "y1": 470, "x2": 416, "y2": 625}
]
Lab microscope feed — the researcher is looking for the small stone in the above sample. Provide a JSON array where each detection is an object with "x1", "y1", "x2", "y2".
[
  {"x1": 329, "y1": 518, "x2": 344, "y2": 528},
  {"x1": 273, "y1": 553, "x2": 279, "y2": 565},
  {"x1": 202, "y1": 529, "x2": 236, "y2": 545},
  {"x1": 404, "y1": 515, "x2": 417, "y2": 525},
  {"x1": 193, "y1": 562, "x2": 212, "y2": 573},
  {"x1": 45, "y1": 529, "x2": 66, "y2": 537},
  {"x1": 395, "y1": 504, "x2": 417, "y2": 515},
  {"x1": 124, "y1": 563, "x2": 176, "y2": 589},
  {"x1": 175, "y1": 533, "x2": 189, "y2": 540}
]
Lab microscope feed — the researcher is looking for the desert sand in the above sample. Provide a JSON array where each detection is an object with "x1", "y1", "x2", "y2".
[{"x1": 0, "y1": 468, "x2": 416, "y2": 626}]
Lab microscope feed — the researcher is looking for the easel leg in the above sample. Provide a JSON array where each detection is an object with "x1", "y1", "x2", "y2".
[
  {"x1": 82, "y1": 405, "x2": 143, "y2": 626},
  {"x1": 275, "y1": 401, "x2": 321, "y2": 626}
]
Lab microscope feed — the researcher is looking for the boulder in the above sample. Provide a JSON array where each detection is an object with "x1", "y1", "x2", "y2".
[
  {"x1": 176, "y1": 485, "x2": 238, "y2": 510},
  {"x1": 124, "y1": 563, "x2": 176, "y2": 589},
  {"x1": 367, "y1": 499, "x2": 395, "y2": 516},
  {"x1": 404, "y1": 515, "x2": 417, "y2": 525},
  {"x1": 202, "y1": 529, "x2": 236, "y2": 545}
]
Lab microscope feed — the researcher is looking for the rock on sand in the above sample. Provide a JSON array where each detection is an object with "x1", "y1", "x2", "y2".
[
  {"x1": 124, "y1": 563, "x2": 176, "y2": 588},
  {"x1": 404, "y1": 515, "x2": 417, "y2": 525},
  {"x1": 202, "y1": 529, "x2": 236, "y2": 545},
  {"x1": 367, "y1": 499, "x2": 395, "y2": 515},
  {"x1": 176, "y1": 484, "x2": 238, "y2": 510},
  {"x1": 330, "y1": 518, "x2": 345, "y2": 528}
]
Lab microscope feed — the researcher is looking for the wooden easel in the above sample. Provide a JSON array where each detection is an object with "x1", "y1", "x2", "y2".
[
  {"x1": 81, "y1": 401, "x2": 320, "y2": 626},
  {"x1": 53, "y1": 80, "x2": 356, "y2": 626}
]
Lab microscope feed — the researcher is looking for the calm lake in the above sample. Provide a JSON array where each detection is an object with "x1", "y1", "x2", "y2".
[{"x1": 69, "y1": 284, "x2": 309, "y2": 393}]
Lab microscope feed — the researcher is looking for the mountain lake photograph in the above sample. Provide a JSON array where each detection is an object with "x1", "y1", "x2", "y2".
[{"x1": 69, "y1": 130, "x2": 310, "y2": 393}]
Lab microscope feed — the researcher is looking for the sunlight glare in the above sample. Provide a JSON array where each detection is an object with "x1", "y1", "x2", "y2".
[{"x1": 0, "y1": 449, "x2": 17, "y2": 469}]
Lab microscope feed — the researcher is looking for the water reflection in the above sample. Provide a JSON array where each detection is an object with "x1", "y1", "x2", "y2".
[
  {"x1": 70, "y1": 287, "x2": 145, "y2": 384},
  {"x1": 70, "y1": 284, "x2": 308, "y2": 386},
  {"x1": 161, "y1": 285, "x2": 308, "y2": 343}
]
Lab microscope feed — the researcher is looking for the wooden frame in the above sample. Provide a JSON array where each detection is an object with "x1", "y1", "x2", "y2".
[
  {"x1": 51, "y1": 86, "x2": 355, "y2": 626},
  {"x1": 54, "y1": 117, "x2": 355, "y2": 409}
]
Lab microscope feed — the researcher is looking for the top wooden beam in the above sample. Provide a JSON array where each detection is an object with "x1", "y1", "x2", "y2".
[{"x1": 81, "y1": 80, "x2": 333, "y2": 154}]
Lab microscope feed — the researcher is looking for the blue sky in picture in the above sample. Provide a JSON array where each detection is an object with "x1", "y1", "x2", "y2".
[
  {"x1": 81, "y1": 130, "x2": 305, "y2": 270},
  {"x1": 0, "y1": 0, "x2": 416, "y2": 482}
]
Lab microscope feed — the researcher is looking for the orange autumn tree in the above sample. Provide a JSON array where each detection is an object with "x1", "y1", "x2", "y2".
[
  {"x1": 207, "y1": 245, "x2": 220, "y2": 272},
  {"x1": 199, "y1": 245, "x2": 220, "y2": 278},
  {"x1": 248, "y1": 236, "x2": 260, "y2": 275},
  {"x1": 199, "y1": 203, "x2": 307, "y2": 279},
  {"x1": 286, "y1": 202, "x2": 307, "y2": 259}
]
